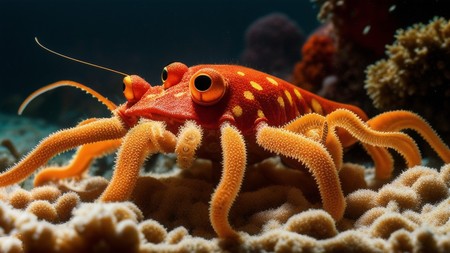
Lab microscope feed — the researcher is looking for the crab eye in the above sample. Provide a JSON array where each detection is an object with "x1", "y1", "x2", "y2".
[
  {"x1": 123, "y1": 76, "x2": 134, "y2": 101},
  {"x1": 123, "y1": 75, "x2": 150, "y2": 103},
  {"x1": 161, "y1": 67, "x2": 168, "y2": 82},
  {"x1": 193, "y1": 75, "x2": 212, "y2": 91},
  {"x1": 162, "y1": 62, "x2": 188, "y2": 89},
  {"x1": 189, "y1": 68, "x2": 227, "y2": 105}
]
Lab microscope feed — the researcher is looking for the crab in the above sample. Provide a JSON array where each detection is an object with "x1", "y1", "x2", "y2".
[{"x1": 1, "y1": 61, "x2": 449, "y2": 239}]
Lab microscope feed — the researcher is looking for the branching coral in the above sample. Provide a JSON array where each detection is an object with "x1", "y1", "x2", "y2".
[
  {"x1": 365, "y1": 17, "x2": 450, "y2": 134},
  {"x1": 293, "y1": 23, "x2": 336, "y2": 93}
]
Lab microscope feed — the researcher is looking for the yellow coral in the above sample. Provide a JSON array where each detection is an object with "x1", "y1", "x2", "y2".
[
  {"x1": 25, "y1": 200, "x2": 58, "y2": 222},
  {"x1": 9, "y1": 188, "x2": 32, "y2": 209},
  {"x1": 365, "y1": 17, "x2": 450, "y2": 136}
]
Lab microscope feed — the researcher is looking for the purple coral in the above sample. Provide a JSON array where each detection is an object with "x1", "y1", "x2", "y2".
[{"x1": 241, "y1": 13, "x2": 305, "y2": 80}]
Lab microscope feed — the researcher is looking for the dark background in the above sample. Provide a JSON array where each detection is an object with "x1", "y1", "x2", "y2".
[{"x1": 0, "y1": 0, "x2": 319, "y2": 125}]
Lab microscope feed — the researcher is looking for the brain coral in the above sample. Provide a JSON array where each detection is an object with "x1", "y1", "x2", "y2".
[
  {"x1": 365, "y1": 17, "x2": 450, "y2": 134},
  {"x1": 0, "y1": 159, "x2": 449, "y2": 252}
]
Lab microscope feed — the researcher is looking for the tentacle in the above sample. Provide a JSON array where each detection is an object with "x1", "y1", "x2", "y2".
[
  {"x1": 256, "y1": 122, "x2": 345, "y2": 221},
  {"x1": 362, "y1": 144, "x2": 394, "y2": 180},
  {"x1": 100, "y1": 120, "x2": 176, "y2": 202},
  {"x1": 33, "y1": 139, "x2": 122, "y2": 186},
  {"x1": 284, "y1": 113, "x2": 326, "y2": 141},
  {"x1": 321, "y1": 122, "x2": 346, "y2": 171},
  {"x1": 175, "y1": 121, "x2": 203, "y2": 169},
  {"x1": 0, "y1": 117, "x2": 126, "y2": 186},
  {"x1": 18, "y1": 80, "x2": 117, "y2": 115},
  {"x1": 368, "y1": 110, "x2": 450, "y2": 163},
  {"x1": 326, "y1": 109, "x2": 422, "y2": 168},
  {"x1": 284, "y1": 113, "x2": 343, "y2": 170},
  {"x1": 33, "y1": 118, "x2": 121, "y2": 186},
  {"x1": 210, "y1": 123, "x2": 246, "y2": 239}
]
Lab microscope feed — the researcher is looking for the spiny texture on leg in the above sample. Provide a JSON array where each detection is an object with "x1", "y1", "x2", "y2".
[
  {"x1": 326, "y1": 109, "x2": 422, "y2": 168},
  {"x1": 256, "y1": 122, "x2": 345, "y2": 221},
  {"x1": 175, "y1": 121, "x2": 203, "y2": 169},
  {"x1": 285, "y1": 114, "x2": 344, "y2": 170},
  {"x1": 34, "y1": 139, "x2": 121, "y2": 186},
  {"x1": 100, "y1": 121, "x2": 176, "y2": 202},
  {"x1": 34, "y1": 118, "x2": 121, "y2": 186},
  {"x1": 210, "y1": 123, "x2": 247, "y2": 239},
  {"x1": 0, "y1": 117, "x2": 126, "y2": 186},
  {"x1": 368, "y1": 110, "x2": 450, "y2": 163}
]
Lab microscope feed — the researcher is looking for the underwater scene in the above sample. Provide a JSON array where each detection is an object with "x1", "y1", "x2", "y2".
[{"x1": 1, "y1": 0, "x2": 450, "y2": 252}]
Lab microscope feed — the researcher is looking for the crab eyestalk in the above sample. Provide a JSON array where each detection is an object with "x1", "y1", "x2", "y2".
[{"x1": 123, "y1": 75, "x2": 153, "y2": 104}]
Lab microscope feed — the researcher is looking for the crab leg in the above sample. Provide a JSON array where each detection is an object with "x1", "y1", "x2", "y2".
[
  {"x1": 284, "y1": 112, "x2": 397, "y2": 179},
  {"x1": 32, "y1": 118, "x2": 121, "y2": 186},
  {"x1": 284, "y1": 113, "x2": 344, "y2": 170},
  {"x1": 326, "y1": 109, "x2": 422, "y2": 168},
  {"x1": 33, "y1": 139, "x2": 122, "y2": 186},
  {"x1": 0, "y1": 117, "x2": 127, "y2": 186},
  {"x1": 100, "y1": 120, "x2": 176, "y2": 202},
  {"x1": 175, "y1": 121, "x2": 203, "y2": 169},
  {"x1": 367, "y1": 110, "x2": 450, "y2": 163},
  {"x1": 362, "y1": 144, "x2": 395, "y2": 179},
  {"x1": 256, "y1": 122, "x2": 345, "y2": 221},
  {"x1": 210, "y1": 123, "x2": 246, "y2": 239}
]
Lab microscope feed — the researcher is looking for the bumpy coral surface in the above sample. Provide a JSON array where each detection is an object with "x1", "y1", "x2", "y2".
[
  {"x1": 293, "y1": 23, "x2": 336, "y2": 93},
  {"x1": 365, "y1": 17, "x2": 450, "y2": 135},
  {"x1": 297, "y1": 0, "x2": 450, "y2": 115},
  {"x1": 0, "y1": 157, "x2": 449, "y2": 252}
]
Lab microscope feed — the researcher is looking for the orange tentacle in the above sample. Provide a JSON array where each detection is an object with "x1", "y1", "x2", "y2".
[
  {"x1": 256, "y1": 122, "x2": 345, "y2": 221},
  {"x1": 18, "y1": 80, "x2": 117, "y2": 115},
  {"x1": 33, "y1": 139, "x2": 122, "y2": 186},
  {"x1": 0, "y1": 117, "x2": 126, "y2": 186},
  {"x1": 175, "y1": 121, "x2": 203, "y2": 169},
  {"x1": 210, "y1": 123, "x2": 247, "y2": 239},
  {"x1": 284, "y1": 113, "x2": 343, "y2": 170},
  {"x1": 362, "y1": 144, "x2": 394, "y2": 180},
  {"x1": 368, "y1": 110, "x2": 450, "y2": 163},
  {"x1": 326, "y1": 109, "x2": 422, "y2": 168},
  {"x1": 100, "y1": 121, "x2": 176, "y2": 202}
]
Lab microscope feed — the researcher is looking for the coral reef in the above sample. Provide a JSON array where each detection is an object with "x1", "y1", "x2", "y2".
[
  {"x1": 365, "y1": 17, "x2": 450, "y2": 135},
  {"x1": 295, "y1": 0, "x2": 450, "y2": 114},
  {"x1": 0, "y1": 156, "x2": 449, "y2": 252},
  {"x1": 240, "y1": 13, "x2": 305, "y2": 80},
  {"x1": 292, "y1": 23, "x2": 336, "y2": 94}
]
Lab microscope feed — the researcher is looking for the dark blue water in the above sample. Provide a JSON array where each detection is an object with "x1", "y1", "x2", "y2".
[{"x1": 0, "y1": 0, "x2": 318, "y2": 125}]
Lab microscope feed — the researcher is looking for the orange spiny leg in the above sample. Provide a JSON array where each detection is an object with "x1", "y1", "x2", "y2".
[
  {"x1": 362, "y1": 144, "x2": 395, "y2": 180},
  {"x1": 0, "y1": 117, "x2": 126, "y2": 186},
  {"x1": 100, "y1": 120, "x2": 176, "y2": 202},
  {"x1": 175, "y1": 121, "x2": 203, "y2": 169},
  {"x1": 33, "y1": 139, "x2": 122, "y2": 186},
  {"x1": 210, "y1": 123, "x2": 246, "y2": 239},
  {"x1": 284, "y1": 113, "x2": 344, "y2": 170},
  {"x1": 326, "y1": 109, "x2": 422, "y2": 168},
  {"x1": 368, "y1": 110, "x2": 450, "y2": 163},
  {"x1": 256, "y1": 122, "x2": 345, "y2": 221},
  {"x1": 33, "y1": 118, "x2": 122, "y2": 186}
]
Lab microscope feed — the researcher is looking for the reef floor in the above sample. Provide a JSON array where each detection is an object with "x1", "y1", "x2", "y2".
[{"x1": 0, "y1": 112, "x2": 449, "y2": 252}]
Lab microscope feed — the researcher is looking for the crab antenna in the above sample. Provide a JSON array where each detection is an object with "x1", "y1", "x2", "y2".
[{"x1": 35, "y1": 37, "x2": 129, "y2": 76}]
